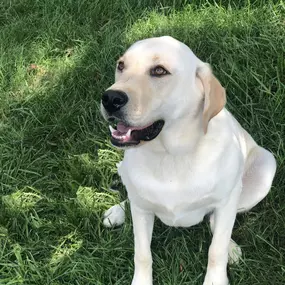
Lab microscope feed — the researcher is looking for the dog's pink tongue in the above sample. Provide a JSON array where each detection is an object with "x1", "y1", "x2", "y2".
[
  {"x1": 117, "y1": 122, "x2": 132, "y2": 134},
  {"x1": 110, "y1": 121, "x2": 153, "y2": 143}
]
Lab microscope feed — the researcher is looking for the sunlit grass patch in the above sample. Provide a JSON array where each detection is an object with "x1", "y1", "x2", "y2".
[
  {"x1": 0, "y1": 225, "x2": 8, "y2": 238},
  {"x1": 76, "y1": 186, "x2": 120, "y2": 213},
  {"x1": 49, "y1": 231, "x2": 83, "y2": 273},
  {"x1": 2, "y1": 187, "x2": 43, "y2": 214},
  {"x1": 6, "y1": 42, "x2": 86, "y2": 104}
]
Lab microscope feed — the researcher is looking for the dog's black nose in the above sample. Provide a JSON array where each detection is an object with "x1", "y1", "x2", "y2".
[{"x1": 102, "y1": 90, "x2": 128, "y2": 113}]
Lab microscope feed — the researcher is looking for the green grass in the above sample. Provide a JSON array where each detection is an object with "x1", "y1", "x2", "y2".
[{"x1": 0, "y1": 0, "x2": 284, "y2": 284}]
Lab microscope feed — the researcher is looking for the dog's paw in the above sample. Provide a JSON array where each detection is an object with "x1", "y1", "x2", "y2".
[
  {"x1": 203, "y1": 270, "x2": 229, "y2": 285},
  {"x1": 228, "y1": 239, "x2": 242, "y2": 265},
  {"x1": 103, "y1": 202, "x2": 126, "y2": 227},
  {"x1": 131, "y1": 275, "x2": 152, "y2": 285},
  {"x1": 203, "y1": 276, "x2": 229, "y2": 285},
  {"x1": 131, "y1": 281, "x2": 152, "y2": 285}
]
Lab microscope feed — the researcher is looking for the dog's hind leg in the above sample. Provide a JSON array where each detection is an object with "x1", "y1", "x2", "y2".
[
  {"x1": 209, "y1": 146, "x2": 276, "y2": 264},
  {"x1": 209, "y1": 214, "x2": 242, "y2": 265},
  {"x1": 103, "y1": 200, "x2": 127, "y2": 227},
  {"x1": 238, "y1": 146, "x2": 276, "y2": 213}
]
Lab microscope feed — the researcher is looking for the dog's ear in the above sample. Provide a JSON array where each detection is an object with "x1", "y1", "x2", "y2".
[{"x1": 196, "y1": 63, "x2": 226, "y2": 133}]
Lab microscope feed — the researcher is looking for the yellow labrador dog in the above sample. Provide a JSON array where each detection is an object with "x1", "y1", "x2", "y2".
[{"x1": 100, "y1": 36, "x2": 276, "y2": 285}]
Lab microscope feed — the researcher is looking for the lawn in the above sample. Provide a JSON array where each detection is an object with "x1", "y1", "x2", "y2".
[{"x1": 0, "y1": 0, "x2": 284, "y2": 284}]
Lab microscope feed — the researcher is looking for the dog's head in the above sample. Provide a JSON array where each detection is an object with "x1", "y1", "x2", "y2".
[{"x1": 101, "y1": 36, "x2": 226, "y2": 148}]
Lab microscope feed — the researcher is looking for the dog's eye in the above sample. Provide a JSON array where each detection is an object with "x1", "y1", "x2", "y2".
[
  {"x1": 150, "y1": 65, "x2": 169, "y2": 77},
  {"x1": 117, "y1": 61, "x2": 125, "y2": 72}
]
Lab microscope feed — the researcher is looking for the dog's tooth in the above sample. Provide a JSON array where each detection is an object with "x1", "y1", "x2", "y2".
[
  {"x1": 109, "y1": 125, "x2": 116, "y2": 133},
  {"x1": 112, "y1": 133, "x2": 123, "y2": 139},
  {"x1": 126, "y1": 129, "x2": 132, "y2": 137}
]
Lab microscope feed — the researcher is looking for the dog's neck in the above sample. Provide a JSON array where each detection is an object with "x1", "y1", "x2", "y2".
[{"x1": 143, "y1": 112, "x2": 205, "y2": 156}]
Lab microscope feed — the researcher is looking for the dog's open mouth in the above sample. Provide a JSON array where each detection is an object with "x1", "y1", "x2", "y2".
[{"x1": 109, "y1": 120, "x2": 164, "y2": 147}]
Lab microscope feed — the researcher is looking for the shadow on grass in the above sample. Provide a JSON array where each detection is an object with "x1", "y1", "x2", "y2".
[{"x1": 0, "y1": 1, "x2": 157, "y2": 283}]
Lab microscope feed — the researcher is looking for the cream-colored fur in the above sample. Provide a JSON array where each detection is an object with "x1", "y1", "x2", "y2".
[{"x1": 101, "y1": 36, "x2": 276, "y2": 285}]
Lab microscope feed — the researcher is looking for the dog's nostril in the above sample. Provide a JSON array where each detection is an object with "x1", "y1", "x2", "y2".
[{"x1": 113, "y1": 97, "x2": 124, "y2": 107}]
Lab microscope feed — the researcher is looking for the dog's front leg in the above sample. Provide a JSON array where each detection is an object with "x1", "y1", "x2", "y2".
[
  {"x1": 130, "y1": 204, "x2": 154, "y2": 285},
  {"x1": 203, "y1": 184, "x2": 241, "y2": 285}
]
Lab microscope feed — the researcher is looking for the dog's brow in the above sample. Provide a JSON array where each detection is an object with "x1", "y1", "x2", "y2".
[
  {"x1": 152, "y1": 55, "x2": 160, "y2": 62},
  {"x1": 117, "y1": 57, "x2": 124, "y2": 63},
  {"x1": 151, "y1": 55, "x2": 171, "y2": 70}
]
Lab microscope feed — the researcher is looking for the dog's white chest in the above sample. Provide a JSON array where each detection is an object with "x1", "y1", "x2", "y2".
[{"x1": 118, "y1": 148, "x2": 235, "y2": 227}]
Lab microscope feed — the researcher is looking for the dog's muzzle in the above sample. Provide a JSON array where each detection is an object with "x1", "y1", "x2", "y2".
[{"x1": 101, "y1": 89, "x2": 164, "y2": 148}]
